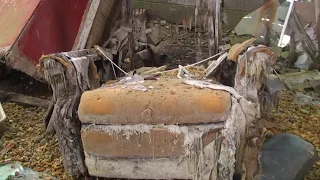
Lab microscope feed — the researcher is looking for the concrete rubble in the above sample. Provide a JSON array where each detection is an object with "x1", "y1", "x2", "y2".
[{"x1": 261, "y1": 134, "x2": 318, "y2": 180}]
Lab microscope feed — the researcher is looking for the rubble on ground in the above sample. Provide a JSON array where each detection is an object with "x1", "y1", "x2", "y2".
[
  {"x1": 269, "y1": 92, "x2": 320, "y2": 180},
  {"x1": 261, "y1": 134, "x2": 318, "y2": 180},
  {"x1": 1, "y1": 0, "x2": 320, "y2": 179},
  {"x1": 0, "y1": 103, "x2": 70, "y2": 179}
]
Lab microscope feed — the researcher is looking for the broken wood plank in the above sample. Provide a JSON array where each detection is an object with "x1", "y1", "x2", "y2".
[
  {"x1": 204, "y1": 52, "x2": 228, "y2": 77},
  {"x1": 207, "y1": 0, "x2": 216, "y2": 56},
  {"x1": 141, "y1": 65, "x2": 167, "y2": 75},
  {"x1": 0, "y1": 90, "x2": 51, "y2": 108},
  {"x1": 94, "y1": 45, "x2": 129, "y2": 76},
  {"x1": 157, "y1": 52, "x2": 225, "y2": 75},
  {"x1": 215, "y1": 0, "x2": 222, "y2": 48},
  {"x1": 177, "y1": 65, "x2": 193, "y2": 79},
  {"x1": 72, "y1": 0, "x2": 101, "y2": 50},
  {"x1": 289, "y1": 12, "x2": 317, "y2": 60},
  {"x1": 146, "y1": 27, "x2": 161, "y2": 46}
]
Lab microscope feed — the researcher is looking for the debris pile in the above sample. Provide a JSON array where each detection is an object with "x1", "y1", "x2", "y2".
[
  {"x1": 30, "y1": 0, "x2": 320, "y2": 179},
  {"x1": 270, "y1": 92, "x2": 320, "y2": 179},
  {"x1": 0, "y1": 103, "x2": 68, "y2": 179}
]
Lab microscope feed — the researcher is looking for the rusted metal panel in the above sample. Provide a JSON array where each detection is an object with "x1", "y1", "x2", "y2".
[
  {"x1": 5, "y1": 0, "x2": 89, "y2": 79},
  {"x1": 0, "y1": 0, "x2": 41, "y2": 58}
]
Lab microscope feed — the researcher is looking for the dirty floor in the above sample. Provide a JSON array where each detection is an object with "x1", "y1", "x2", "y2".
[
  {"x1": 0, "y1": 91, "x2": 318, "y2": 180},
  {"x1": 269, "y1": 92, "x2": 320, "y2": 180}
]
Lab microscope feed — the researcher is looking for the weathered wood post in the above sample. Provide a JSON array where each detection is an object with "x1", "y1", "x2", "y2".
[
  {"x1": 38, "y1": 51, "x2": 100, "y2": 177},
  {"x1": 316, "y1": 0, "x2": 320, "y2": 64},
  {"x1": 207, "y1": 0, "x2": 222, "y2": 56}
]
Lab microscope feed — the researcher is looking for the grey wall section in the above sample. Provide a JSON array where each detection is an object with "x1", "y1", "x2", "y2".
[
  {"x1": 134, "y1": 0, "x2": 268, "y2": 12},
  {"x1": 224, "y1": 0, "x2": 268, "y2": 12},
  {"x1": 134, "y1": 0, "x2": 266, "y2": 29}
]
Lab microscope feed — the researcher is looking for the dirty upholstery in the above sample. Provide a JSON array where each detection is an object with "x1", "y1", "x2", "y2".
[
  {"x1": 78, "y1": 79, "x2": 233, "y2": 179},
  {"x1": 78, "y1": 79, "x2": 231, "y2": 125}
]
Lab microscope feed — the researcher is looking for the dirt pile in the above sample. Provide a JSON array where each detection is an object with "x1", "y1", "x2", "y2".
[
  {"x1": 268, "y1": 92, "x2": 320, "y2": 179},
  {"x1": 0, "y1": 91, "x2": 319, "y2": 179},
  {"x1": 0, "y1": 103, "x2": 70, "y2": 180}
]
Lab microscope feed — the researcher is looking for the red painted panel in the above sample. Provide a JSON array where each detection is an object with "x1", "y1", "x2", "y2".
[
  {"x1": 0, "y1": 0, "x2": 41, "y2": 48},
  {"x1": 15, "y1": 0, "x2": 89, "y2": 64}
]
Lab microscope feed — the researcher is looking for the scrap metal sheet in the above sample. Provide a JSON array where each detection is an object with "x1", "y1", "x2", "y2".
[
  {"x1": 0, "y1": 0, "x2": 41, "y2": 58},
  {"x1": 5, "y1": 0, "x2": 89, "y2": 79}
]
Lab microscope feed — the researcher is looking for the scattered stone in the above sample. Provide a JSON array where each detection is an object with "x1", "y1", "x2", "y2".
[
  {"x1": 0, "y1": 162, "x2": 57, "y2": 179},
  {"x1": 293, "y1": 92, "x2": 320, "y2": 108},
  {"x1": 160, "y1": 20, "x2": 166, "y2": 26},
  {"x1": 296, "y1": 42, "x2": 305, "y2": 53},
  {"x1": 294, "y1": 52, "x2": 312, "y2": 70},
  {"x1": 266, "y1": 74, "x2": 284, "y2": 93},
  {"x1": 0, "y1": 103, "x2": 68, "y2": 179},
  {"x1": 293, "y1": 92, "x2": 313, "y2": 106},
  {"x1": 261, "y1": 134, "x2": 318, "y2": 180},
  {"x1": 280, "y1": 70, "x2": 320, "y2": 91}
]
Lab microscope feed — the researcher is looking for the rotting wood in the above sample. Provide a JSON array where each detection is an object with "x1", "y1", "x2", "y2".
[
  {"x1": 44, "y1": 102, "x2": 55, "y2": 135},
  {"x1": 215, "y1": 0, "x2": 222, "y2": 50},
  {"x1": 146, "y1": 27, "x2": 162, "y2": 46},
  {"x1": 204, "y1": 52, "x2": 228, "y2": 77},
  {"x1": 85, "y1": 0, "x2": 121, "y2": 49},
  {"x1": 317, "y1": 2, "x2": 320, "y2": 64},
  {"x1": 141, "y1": 65, "x2": 167, "y2": 75},
  {"x1": 156, "y1": 52, "x2": 224, "y2": 75},
  {"x1": 289, "y1": 11, "x2": 317, "y2": 60},
  {"x1": 38, "y1": 52, "x2": 104, "y2": 177},
  {"x1": 207, "y1": 0, "x2": 216, "y2": 56},
  {"x1": 94, "y1": 45, "x2": 129, "y2": 76},
  {"x1": 0, "y1": 90, "x2": 51, "y2": 108}
]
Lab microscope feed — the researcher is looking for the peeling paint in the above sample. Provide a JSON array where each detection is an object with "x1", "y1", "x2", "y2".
[
  {"x1": 0, "y1": 46, "x2": 10, "y2": 59},
  {"x1": 1, "y1": 0, "x2": 89, "y2": 80}
]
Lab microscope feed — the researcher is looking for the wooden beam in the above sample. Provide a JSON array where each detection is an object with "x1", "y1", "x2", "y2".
[
  {"x1": 0, "y1": 90, "x2": 51, "y2": 108},
  {"x1": 73, "y1": 0, "x2": 101, "y2": 50}
]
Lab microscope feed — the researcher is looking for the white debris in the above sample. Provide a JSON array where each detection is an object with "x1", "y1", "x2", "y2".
[
  {"x1": 183, "y1": 80, "x2": 242, "y2": 100},
  {"x1": 132, "y1": 85, "x2": 148, "y2": 92},
  {"x1": 86, "y1": 124, "x2": 153, "y2": 140},
  {"x1": 294, "y1": 52, "x2": 312, "y2": 70}
]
